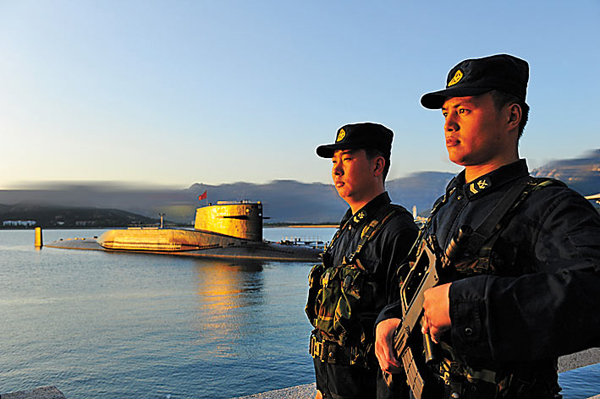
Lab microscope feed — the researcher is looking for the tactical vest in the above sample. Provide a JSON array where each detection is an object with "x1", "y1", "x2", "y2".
[
  {"x1": 306, "y1": 205, "x2": 406, "y2": 367},
  {"x1": 424, "y1": 176, "x2": 565, "y2": 276},
  {"x1": 424, "y1": 176, "x2": 565, "y2": 399}
]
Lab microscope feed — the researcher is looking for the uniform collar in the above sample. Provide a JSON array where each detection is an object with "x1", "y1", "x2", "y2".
[
  {"x1": 447, "y1": 159, "x2": 529, "y2": 199},
  {"x1": 340, "y1": 191, "x2": 392, "y2": 228}
]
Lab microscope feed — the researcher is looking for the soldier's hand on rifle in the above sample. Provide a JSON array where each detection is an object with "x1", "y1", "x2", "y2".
[
  {"x1": 375, "y1": 318, "x2": 403, "y2": 373},
  {"x1": 422, "y1": 282, "x2": 452, "y2": 344}
]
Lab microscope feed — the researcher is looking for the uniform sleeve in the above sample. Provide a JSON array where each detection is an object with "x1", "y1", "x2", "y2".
[
  {"x1": 374, "y1": 212, "x2": 419, "y2": 324},
  {"x1": 449, "y1": 190, "x2": 600, "y2": 361},
  {"x1": 381, "y1": 212, "x2": 419, "y2": 303},
  {"x1": 376, "y1": 301, "x2": 404, "y2": 324}
]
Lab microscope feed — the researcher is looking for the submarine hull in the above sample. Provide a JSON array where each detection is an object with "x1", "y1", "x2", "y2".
[
  {"x1": 46, "y1": 228, "x2": 321, "y2": 262},
  {"x1": 46, "y1": 201, "x2": 322, "y2": 262}
]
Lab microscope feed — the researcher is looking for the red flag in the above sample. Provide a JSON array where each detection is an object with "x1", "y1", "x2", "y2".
[{"x1": 198, "y1": 191, "x2": 207, "y2": 201}]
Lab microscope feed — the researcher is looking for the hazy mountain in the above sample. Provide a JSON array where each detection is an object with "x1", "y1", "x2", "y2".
[
  {"x1": 531, "y1": 149, "x2": 600, "y2": 196},
  {"x1": 1, "y1": 150, "x2": 597, "y2": 224},
  {"x1": 387, "y1": 172, "x2": 455, "y2": 217},
  {"x1": 187, "y1": 180, "x2": 346, "y2": 224},
  {"x1": 0, "y1": 203, "x2": 158, "y2": 228}
]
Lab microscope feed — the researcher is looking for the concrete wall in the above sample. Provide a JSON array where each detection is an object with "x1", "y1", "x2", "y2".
[
  {"x1": 234, "y1": 348, "x2": 600, "y2": 399},
  {"x1": 1, "y1": 386, "x2": 65, "y2": 399}
]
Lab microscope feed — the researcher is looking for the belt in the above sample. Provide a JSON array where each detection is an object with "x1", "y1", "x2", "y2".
[
  {"x1": 309, "y1": 333, "x2": 366, "y2": 367},
  {"x1": 310, "y1": 334, "x2": 338, "y2": 364},
  {"x1": 439, "y1": 358, "x2": 498, "y2": 385}
]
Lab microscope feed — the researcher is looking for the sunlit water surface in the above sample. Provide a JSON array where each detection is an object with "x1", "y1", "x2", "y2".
[{"x1": 0, "y1": 229, "x2": 597, "y2": 398}]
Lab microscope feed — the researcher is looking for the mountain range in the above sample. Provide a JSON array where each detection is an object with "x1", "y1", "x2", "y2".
[{"x1": 1, "y1": 150, "x2": 598, "y2": 226}]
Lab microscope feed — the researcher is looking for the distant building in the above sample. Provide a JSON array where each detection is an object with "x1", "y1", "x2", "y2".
[
  {"x1": 75, "y1": 221, "x2": 96, "y2": 227},
  {"x1": 3, "y1": 220, "x2": 37, "y2": 227}
]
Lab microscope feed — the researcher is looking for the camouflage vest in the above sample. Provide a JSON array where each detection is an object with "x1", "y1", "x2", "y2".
[{"x1": 306, "y1": 205, "x2": 405, "y2": 351}]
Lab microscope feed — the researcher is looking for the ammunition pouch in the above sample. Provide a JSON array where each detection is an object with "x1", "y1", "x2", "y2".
[
  {"x1": 309, "y1": 331, "x2": 373, "y2": 368},
  {"x1": 305, "y1": 262, "x2": 324, "y2": 326},
  {"x1": 453, "y1": 257, "x2": 493, "y2": 276},
  {"x1": 306, "y1": 204, "x2": 408, "y2": 370},
  {"x1": 431, "y1": 342, "x2": 562, "y2": 399},
  {"x1": 306, "y1": 259, "x2": 378, "y2": 347},
  {"x1": 432, "y1": 363, "x2": 562, "y2": 399}
]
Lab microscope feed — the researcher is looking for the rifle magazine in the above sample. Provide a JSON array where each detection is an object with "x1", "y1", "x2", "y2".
[{"x1": 400, "y1": 345, "x2": 425, "y2": 399}]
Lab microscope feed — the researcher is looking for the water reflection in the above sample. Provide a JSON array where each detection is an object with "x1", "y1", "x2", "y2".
[
  {"x1": 192, "y1": 259, "x2": 267, "y2": 358},
  {"x1": 194, "y1": 258, "x2": 265, "y2": 308}
]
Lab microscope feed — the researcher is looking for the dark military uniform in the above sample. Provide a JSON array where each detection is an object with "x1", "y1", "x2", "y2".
[
  {"x1": 309, "y1": 192, "x2": 418, "y2": 399},
  {"x1": 380, "y1": 160, "x2": 600, "y2": 398}
]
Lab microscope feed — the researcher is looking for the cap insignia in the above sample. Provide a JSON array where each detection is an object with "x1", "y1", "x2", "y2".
[
  {"x1": 448, "y1": 69, "x2": 463, "y2": 87},
  {"x1": 336, "y1": 128, "x2": 346, "y2": 142}
]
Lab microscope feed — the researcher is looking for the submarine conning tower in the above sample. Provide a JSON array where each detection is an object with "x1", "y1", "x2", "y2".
[{"x1": 194, "y1": 201, "x2": 263, "y2": 242}]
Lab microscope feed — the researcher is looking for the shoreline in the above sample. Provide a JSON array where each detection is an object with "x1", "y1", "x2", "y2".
[
  {"x1": 234, "y1": 348, "x2": 600, "y2": 399},
  {"x1": 3, "y1": 349, "x2": 599, "y2": 399},
  {"x1": 268, "y1": 224, "x2": 338, "y2": 228},
  {"x1": 0, "y1": 224, "x2": 340, "y2": 231}
]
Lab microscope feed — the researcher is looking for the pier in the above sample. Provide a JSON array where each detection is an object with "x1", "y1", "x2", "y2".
[
  {"x1": 4, "y1": 349, "x2": 598, "y2": 399},
  {"x1": 0, "y1": 386, "x2": 65, "y2": 399},
  {"x1": 233, "y1": 348, "x2": 600, "y2": 399}
]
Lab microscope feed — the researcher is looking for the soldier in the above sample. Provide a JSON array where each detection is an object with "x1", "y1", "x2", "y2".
[
  {"x1": 306, "y1": 122, "x2": 419, "y2": 399},
  {"x1": 375, "y1": 54, "x2": 600, "y2": 398}
]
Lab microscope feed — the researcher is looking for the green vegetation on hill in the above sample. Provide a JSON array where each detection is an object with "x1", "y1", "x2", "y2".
[{"x1": 0, "y1": 204, "x2": 160, "y2": 228}]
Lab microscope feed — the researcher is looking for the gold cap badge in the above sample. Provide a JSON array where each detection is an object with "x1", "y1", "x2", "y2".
[
  {"x1": 448, "y1": 69, "x2": 463, "y2": 87},
  {"x1": 336, "y1": 128, "x2": 346, "y2": 142}
]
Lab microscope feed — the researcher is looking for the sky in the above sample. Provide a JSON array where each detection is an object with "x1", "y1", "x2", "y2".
[{"x1": 1, "y1": 0, "x2": 599, "y2": 189}]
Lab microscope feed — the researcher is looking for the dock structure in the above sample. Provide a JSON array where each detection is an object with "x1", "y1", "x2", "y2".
[
  {"x1": 3, "y1": 349, "x2": 599, "y2": 398},
  {"x1": 232, "y1": 383, "x2": 316, "y2": 399},
  {"x1": 0, "y1": 386, "x2": 65, "y2": 399},
  {"x1": 233, "y1": 348, "x2": 600, "y2": 399}
]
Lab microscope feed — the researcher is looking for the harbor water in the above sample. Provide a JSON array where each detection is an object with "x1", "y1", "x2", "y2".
[{"x1": 0, "y1": 229, "x2": 598, "y2": 398}]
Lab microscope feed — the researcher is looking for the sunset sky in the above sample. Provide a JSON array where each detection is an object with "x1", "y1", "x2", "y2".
[{"x1": 1, "y1": 0, "x2": 599, "y2": 189}]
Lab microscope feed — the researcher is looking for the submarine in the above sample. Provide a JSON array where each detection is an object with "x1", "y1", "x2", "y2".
[{"x1": 46, "y1": 201, "x2": 322, "y2": 262}]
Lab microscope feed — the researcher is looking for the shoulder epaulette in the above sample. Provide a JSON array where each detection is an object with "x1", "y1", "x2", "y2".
[
  {"x1": 509, "y1": 177, "x2": 564, "y2": 215},
  {"x1": 472, "y1": 176, "x2": 563, "y2": 260},
  {"x1": 529, "y1": 177, "x2": 566, "y2": 190}
]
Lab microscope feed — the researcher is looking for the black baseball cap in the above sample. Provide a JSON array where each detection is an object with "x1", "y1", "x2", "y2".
[
  {"x1": 420, "y1": 54, "x2": 529, "y2": 109},
  {"x1": 316, "y1": 122, "x2": 393, "y2": 158}
]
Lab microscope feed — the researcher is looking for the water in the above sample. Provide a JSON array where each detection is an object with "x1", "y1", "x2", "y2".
[
  {"x1": 0, "y1": 228, "x2": 335, "y2": 398},
  {"x1": 0, "y1": 228, "x2": 597, "y2": 398},
  {"x1": 560, "y1": 364, "x2": 600, "y2": 399}
]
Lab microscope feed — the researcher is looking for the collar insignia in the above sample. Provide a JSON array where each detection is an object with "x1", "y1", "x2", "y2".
[
  {"x1": 448, "y1": 69, "x2": 463, "y2": 87},
  {"x1": 469, "y1": 176, "x2": 491, "y2": 195},
  {"x1": 353, "y1": 210, "x2": 366, "y2": 223},
  {"x1": 336, "y1": 128, "x2": 346, "y2": 142}
]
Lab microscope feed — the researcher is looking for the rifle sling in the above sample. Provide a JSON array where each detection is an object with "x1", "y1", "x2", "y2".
[
  {"x1": 347, "y1": 205, "x2": 405, "y2": 264},
  {"x1": 464, "y1": 176, "x2": 531, "y2": 256}
]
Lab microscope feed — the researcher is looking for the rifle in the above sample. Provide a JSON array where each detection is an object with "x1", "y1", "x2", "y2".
[
  {"x1": 387, "y1": 226, "x2": 472, "y2": 398},
  {"x1": 385, "y1": 176, "x2": 540, "y2": 397}
]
